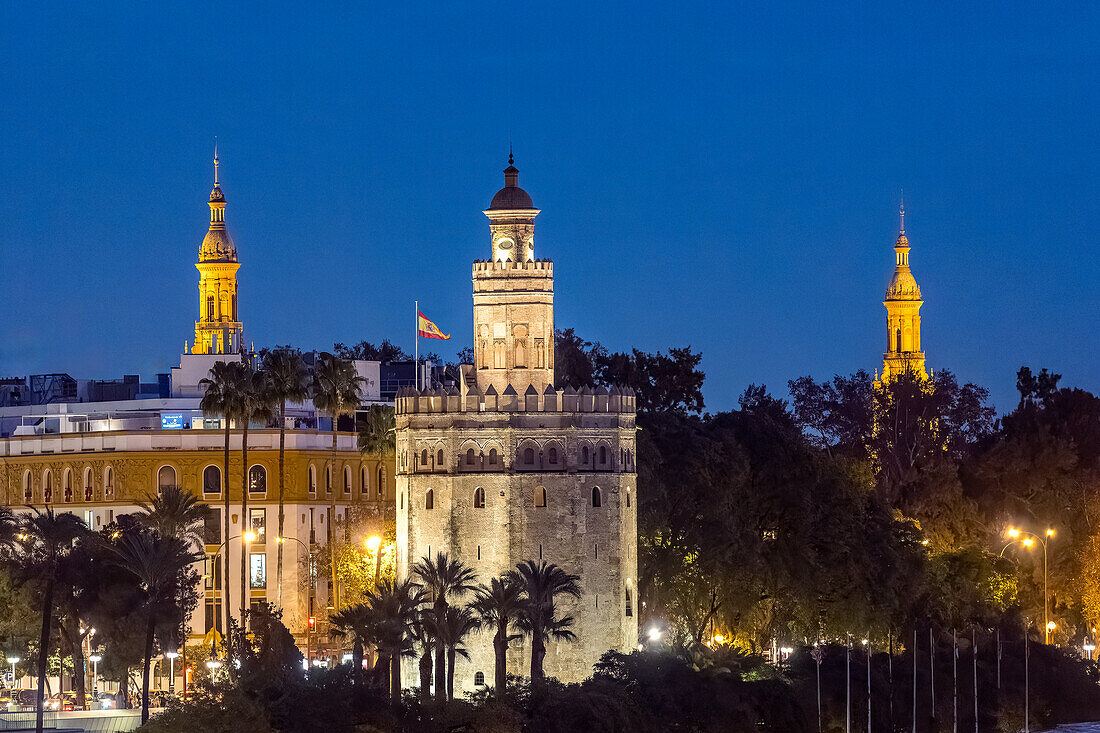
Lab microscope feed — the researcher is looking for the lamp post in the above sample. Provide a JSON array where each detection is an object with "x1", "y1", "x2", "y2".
[
  {"x1": 88, "y1": 655, "x2": 101, "y2": 697},
  {"x1": 208, "y1": 533, "x2": 252, "y2": 635},
  {"x1": 205, "y1": 659, "x2": 222, "y2": 682},
  {"x1": 165, "y1": 652, "x2": 178, "y2": 696},
  {"x1": 6, "y1": 657, "x2": 19, "y2": 689},
  {"x1": 365, "y1": 535, "x2": 382, "y2": 587},
  {"x1": 1003, "y1": 527, "x2": 1055, "y2": 644},
  {"x1": 276, "y1": 535, "x2": 314, "y2": 660}
]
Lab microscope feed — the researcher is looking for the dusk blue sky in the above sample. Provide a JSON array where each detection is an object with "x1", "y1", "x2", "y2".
[{"x1": 1, "y1": 3, "x2": 1096, "y2": 414}]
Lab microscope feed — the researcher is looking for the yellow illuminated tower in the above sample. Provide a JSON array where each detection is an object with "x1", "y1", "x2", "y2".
[
  {"x1": 880, "y1": 200, "x2": 926, "y2": 381},
  {"x1": 191, "y1": 146, "x2": 243, "y2": 355}
]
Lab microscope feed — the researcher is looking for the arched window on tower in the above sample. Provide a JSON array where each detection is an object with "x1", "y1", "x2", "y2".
[
  {"x1": 466, "y1": 448, "x2": 476, "y2": 466},
  {"x1": 582, "y1": 446, "x2": 590, "y2": 465},
  {"x1": 488, "y1": 447, "x2": 498, "y2": 465},
  {"x1": 421, "y1": 449, "x2": 429, "y2": 468},
  {"x1": 625, "y1": 583, "x2": 633, "y2": 617},
  {"x1": 474, "y1": 487, "x2": 485, "y2": 509},
  {"x1": 308, "y1": 465, "x2": 317, "y2": 494},
  {"x1": 592, "y1": 487, "x2": 602, "y2": 508},
  {"x1": 474, "y1": 671, "x2": 485, "y2": 687},
  {"x1": 437, "y1": 449, "x2": 444, "y2": 470},
  {"x1": 326, "y1": 466, "x2": 332, "y2": 494},
  {"x1": 524, "y1": 448, "x2": 535, "y2": 465},
  {"x1": 598, "y1": 445, "x2": 608, "y2": 466},
  {"x1": 534, "y1": 486, "x2": 547, "y2": 508},
  {"x1": 425, "y1": 489, "x2": 434, "y2": 510},
  {"x1": 343, "y1": 466, "x2": 352, "y2": 494},
  {"x1": 548, "y1": 447, "x2": 558, "y2": 464},
  {"x1": 895, "y1": 328, "x2": 902, "y2": 353},
  {"x1": 206, "y1": 295, "x2": 215, "y2": 321}
]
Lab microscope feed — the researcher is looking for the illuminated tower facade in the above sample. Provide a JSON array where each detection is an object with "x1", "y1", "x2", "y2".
[
  {"x1": 881, "y1": 202, "x2": 926, "y2": 381},
  {"x1": 191, "y1": 148, "x2": 243, "y2": 355},
  {"x1": 473, "y1": 154, "x2": 555, "y2": 395}
]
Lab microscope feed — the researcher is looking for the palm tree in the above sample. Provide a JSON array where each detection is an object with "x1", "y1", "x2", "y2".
[
  {"x1": 510, "y1": 560, "x2": 581, "y2": 687},
  {"x1": 357, "y1": 404, "x2": 396, "y2": 456},
  {"x1": 470, "y1": 576, "x2": 525, "y2": 695},
  {"x1": 412, "y1": 552, "x2": 478, "y2": 701},
  {"x1": 134, "y1": 484, "x2": 208, "y2": 543},
  {"x1": 0, "y1": 506, "x2": 17, "y2": 547},
  {"x1": 329, "y1": 603, "x2": 371, "y2": 673},
  {"x1": 408, "y1": 612, "x2": 437, "y2": 703},
  {"x1": 364, "y1": 578, "x2": 423, "y2": 703},
  {"x1": 14, "y1": 509, "x2": 87, "y2": 733},
  {"x1": 440, "y1": 605, "x2": 479, "y2": 700},
  {"x1": 261, "y1": 348, "x2": 309, "y2": 607},
  {"x1": 312, "y1": 352, "x2": 364, "y2": 612},
  {"x1": 109, "y1": 531, "x2": 202, "y2": 725},
  {"x1": 200, "y1": 360, "x2": 249, "y2": 636},
  {"x1": 237, "y1": 366, "x2": 275, "y2": 620}
]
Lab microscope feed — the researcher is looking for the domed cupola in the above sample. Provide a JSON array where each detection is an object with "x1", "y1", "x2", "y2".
[
  {"x1": 199, "y1": 145, "x2": 237, "y2": 263},
  {"x1": 484, "y1": 152, "x2": 541, "y2": 263},
  {"x1": 488, "y1": 153, "x2": 536, "y2": 211}
]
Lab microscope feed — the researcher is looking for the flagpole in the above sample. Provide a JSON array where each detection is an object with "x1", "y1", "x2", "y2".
[{"x1": 415, "y1": 300, "x2": 419, "y2": 391}]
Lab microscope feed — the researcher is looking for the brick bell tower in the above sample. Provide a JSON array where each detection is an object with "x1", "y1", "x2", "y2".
[{"x1": 473, "y1": 153, "x2": 555, "y2": 395}]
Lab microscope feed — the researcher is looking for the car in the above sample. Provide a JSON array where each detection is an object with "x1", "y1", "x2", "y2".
[
  {"x1": 11, "y1": 689, "x2": 39, "y2": 710},
  {"x1": 96, "y1": 691, "x2": 118, "y2": 710}
]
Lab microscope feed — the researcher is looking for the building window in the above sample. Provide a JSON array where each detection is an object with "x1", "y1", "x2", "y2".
[
  {"x1": 592, "y1": 487, "x2": 602, "y2": 508},
  {"x1": 249, "y1": 508, "x2": 267, "y2": 545},
  {"x1": 83, "y1": 467, "x2": 93, "y2": 502},
  {"x1": 582, "y1": 446, "x2": 590, "y2": 464},
  {"x1": 488, "y1": 448, "x2": 498, "y2": 465},
  {"x1": 626, "y1": 490, "x2": 631, "y2": 508},
  {"x1": 326, "y1": 467, "x2": 332, "y2": 494},
  {"x1": 157, "y1": 465, "x2": 176, "y2": 495},
  {"x1": 204, "y1": 507, "x2": 221, "y2": 545},
  {"x1": 361, "y1": 466, "x2": 368, "y2": 494},
  {"x1": 104, "y1": 467, "x2": 114, "y2": 499},
  {"x1": 474, "y1": 487, "x2": 485, "y2": 509},
  {"x1": 204, "y1": 599, "x2": 222, "y2": 632},
  {"x1": 466, "y1": 448, "x2": 476, "y2": 465},
  {"x1": 309, "y1": 465, "x2": 317, "y2": 494},
  {"x1": 43, "y1": 471, "x2": 53, "y2": 503},
  {"x1": 343, "y1": 466, "x2": 351, "y2": 494},
  {"x1": 203, "y1": 465, "x2": 221, "y2": 495},
  {"x1": 23, "y1": 471, "x2": 31, "y2": 502},
  {"x1": 399, "y1": 492, "x2": 404, "y2": 510},
  {"x1": 534, "y1": 486, "x2": 546, "y2": 508},
  {"x1": 625, "y1": 585, "x2": 633, "y2": 617},
  {"x1": 436, "y1": 449, "x2": 444, "y2": 469},
  {"x1": 205, "y1": 554, "x2": 222, "y2": 590},
  {"x1": 524, "y1": 448, "x2": 535, "y2": 465},
  {"x1": 474, "y1": 672, "x2": 485, "y2": 687},
  {"x1": 250, "y1": 554, "x2": 267, "y2": 589},
  {"x1": 63, "y1": 469, "x2": 73, "y2": 503},
  {"x1": 548, "y1": 447, "x2": 558, "y2": 464},
  {"x1": 421, "y1": 449, "x2": 429, "y2": 467},
  {"x1": 599, "y1": 446, "x2": 608, "y2": 465},
  {"x1": 425, "y1": 489, "x2": 434, "y2": 510},
  {"x1": 249, "y1": 465, "x2": 267, "y2": 494},
  {"x1": 377, "y1": 467, "x2": 384, "y2": 498}
]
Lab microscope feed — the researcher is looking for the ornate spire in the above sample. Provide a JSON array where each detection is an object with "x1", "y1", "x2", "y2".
[
  {"x1": 899, "y1": 190, "x2": 905, "y2": 234},
  {"x1": 200, "y1": 144, "x2": 235, "y2": 262},
  {"x1": 213, "y1": 138, "x2": 220, "y2": 187}
]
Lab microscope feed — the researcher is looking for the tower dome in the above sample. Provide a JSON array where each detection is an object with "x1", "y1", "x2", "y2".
[
  {"x1": 488, "y1": 153, "x2": 535, "y2": 210},
  {"x1": 199, "y1": 147, "x2": 237, "y2": 262}
]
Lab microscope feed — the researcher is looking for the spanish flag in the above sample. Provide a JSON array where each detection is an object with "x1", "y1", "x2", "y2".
[{"x1": 417, "y1": 311, "x2": 450, "y2": 340}]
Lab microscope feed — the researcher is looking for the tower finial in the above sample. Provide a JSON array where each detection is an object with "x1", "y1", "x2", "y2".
[
  {"x1": 508, "y1": 142, "x2": 514, "y2": 167},
  {"x1": 899, "y1": 189, "x2": 905, "y2": 234},
  {"x1": 213, "y1": 137, "x2": 220, "y2": 186}
]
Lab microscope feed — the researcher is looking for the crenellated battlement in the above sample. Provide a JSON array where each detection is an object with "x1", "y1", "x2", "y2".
[
  {"x1": 472, "y1": 259, "x2": 554, "y2": 275},
  {"x1": 396, "y1": 383, "x2": 636, "y2": 415}
]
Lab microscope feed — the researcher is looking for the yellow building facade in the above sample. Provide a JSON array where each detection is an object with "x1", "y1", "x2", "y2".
[{"x1": 881, "y1": 202, "x2": 927, "y2": 381}]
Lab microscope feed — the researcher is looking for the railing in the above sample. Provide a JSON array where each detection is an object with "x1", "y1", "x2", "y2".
[{"x1": 0, "y1": 711, "x2": 57, "y2": 730}]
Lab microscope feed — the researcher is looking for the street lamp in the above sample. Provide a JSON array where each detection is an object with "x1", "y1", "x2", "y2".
[
  {"x1": 1084, "y1": 642, "x2": 1096, "y2": 661},
  {"x1": 205, "y1": 659, "x2": 222, "y2": 682},
  {"x1": 165, "y1": 652, "x2": 178, "y2": 695},
  {"x1": 648, "y1": 626, "x2": 662, "y2": 642},
  {"x1": 1002, "y1": 527, "x2": 1055, "y2": 644},
  {"x1": 88, "y1": 655, "x2": 101, "y2": 696},
  {"x1": 6, "y1": 657, "x2": 19, "y2": 690}
]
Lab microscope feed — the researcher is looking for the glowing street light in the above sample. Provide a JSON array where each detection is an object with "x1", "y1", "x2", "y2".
[
  {"x1": 647, "y1": 626, "x2": 662, "y2": 642},
  {"x1": 1002, "y1": 526, "x2": 1056, "y2": 644},
  {"x1": 1084, "y1": 642, "x2": 1096, "y2": 661},
  {"x1": 713, "y1": 634, "x2": 725, "y2": 645},
  {"x1": 365, "y1": 535, "x2": 381, "y2": 553},
  {"x1": 88, "y1": 654, "x2": 102, "y2": 695},
  {"x1": 6, "y1": 657, "x2": 19, "y2": 689},
  {"x1": 165, "y1": 651, "x2": 178, "y2": 695}
]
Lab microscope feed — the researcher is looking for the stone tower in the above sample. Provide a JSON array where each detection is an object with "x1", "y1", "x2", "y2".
[
  {"x1": 880, "y1": 201, "x2": 926, "y2": 381},
  {"x1": 191, "y1": 145, "x2": 243, "y2": 355},
  {"x1": 395, "y1": 158, "x2": 639, "y2": 693}
]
